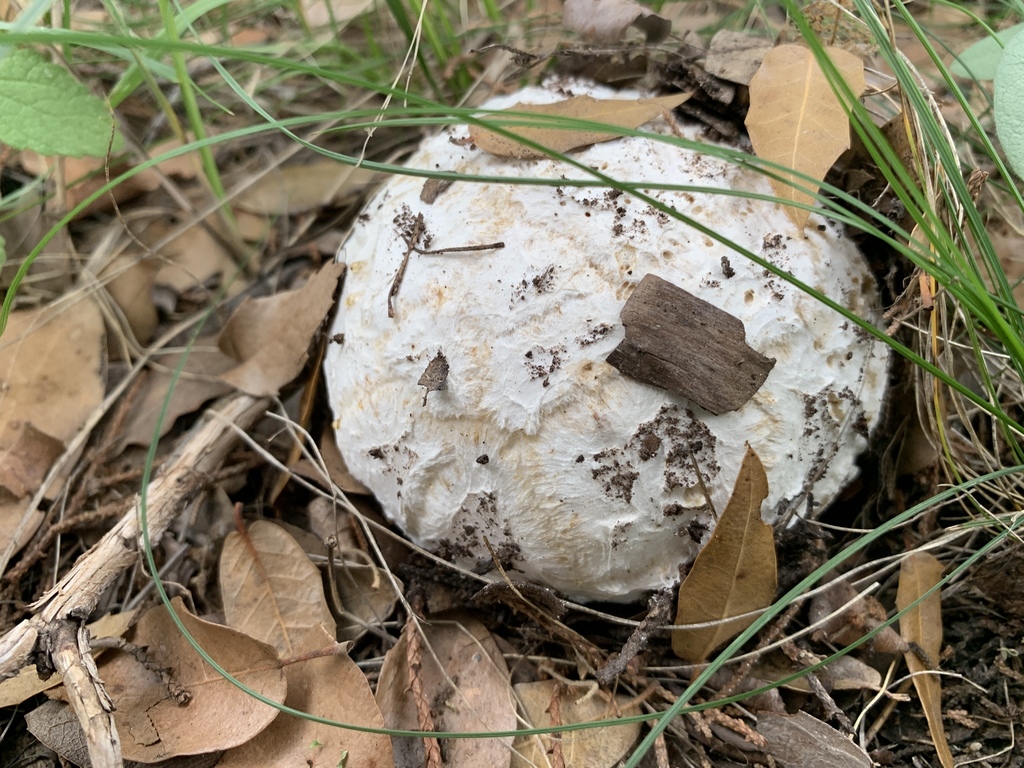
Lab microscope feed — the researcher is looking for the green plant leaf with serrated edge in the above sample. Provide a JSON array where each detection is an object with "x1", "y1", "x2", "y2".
[
  {"x1": 0, "y1": 48, "x2": 120, "y2": 157},
  {"x1": 951, "y1": 22, "x2": 1024, "y2": 80},
  {"x1": 995, "y1": 29, "x2": 1024, "y2": 180}
]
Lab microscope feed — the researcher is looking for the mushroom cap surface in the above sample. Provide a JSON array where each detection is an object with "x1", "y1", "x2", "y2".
[{"x1": 325, "y1": 82, "x2": 888, "y2": 602}]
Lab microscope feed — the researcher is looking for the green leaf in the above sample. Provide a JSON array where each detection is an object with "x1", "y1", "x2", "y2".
[
  {"x1": 951, "y1": 22, "x2": 1024, "y2": 80},
  {"x1": 995, "y1": 29, "x2": 1024, "y2": 180},
  {"x1": 0, "y1": 48, "x2": 120, "y2": 157}
]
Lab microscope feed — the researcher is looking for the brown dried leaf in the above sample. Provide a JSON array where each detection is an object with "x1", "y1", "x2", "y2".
[
  {"x1": 376, "y1": 613, "x2": 515, "y2": 768},
  {"x1": 92, "y1": 597, "x2": 286, "y2": 762},
  {"x1": 0, "y1": 422, "x2": 64, "y2": 498},
  {"x1": 118, "y1": 339, "x2": 236, "y2": 450},
  {"x1": 897, "y1": 552, "x2": 953, "y2": 768},
  {"x1": 704, "y1": 30, "x2": 773, "y2": 86},
  {"x1": 234, "y1": 209, "x2": 272, "y2": 242},
  {"x1": 510, "y1": 680, "x2": 641, "y2": 768},
  {"x1": 750, "y1": 651, "x2": 882, "y2": 693},
  {"x1": 235, "y1": 162, "x2": 379, "y2": 215},
  {"x1": 0, "y1": 611, "x2": 135, "y2": 707},
  {"x1": 26, "y1": 700, "x2": 221, "y2": 768},
  {"x1": 973, "y1": 543, "x2": 1024, "y2": 618},
  {"x1": 218, "y1": 261, "x2": 344, "y2": 396},
  {"x1": 0, "y1": 297, "x2": 105, "y2": 452},
  {"x1": 809, "y1": 578, "x2": 908, "y2": 655},
  {"x1": 220, "y1": 520, "x2": 337, "y2": 656},
  {"x1": 305, "y1": 497, "x2": 358, "y2": 547},
  {"x1": 0, "y1": 296, "x2": 105, "y2": 561},
  {"x1": 331, "y1": 563, "x2": 401, "y2": 642},
  {"x1": 745, "y1": 45, "x2": 865, "y2": 229},
  {"x1": 757, "y1": 711, "x2": 871, "y2": 768},
  {"x1": 145, "y1": 217, "x2": 243, "y2": 297},
  {"x1": 896, "y1": 415, "x2": 940, "y2": 478},
  {"x1": 99, "y1": 254, "x2": 162, "y2": 348},
  {"x1": 672, "y1": 447, "x2": 777, "y2": 662},
  {"x1": 318, "y1": 430, "x2": 372, "y2": 495},
  {"x1": 0, "y1": 500, "x2": 43, "y2": 575},
  {"x1": 218, "y1": 626, "x2": 393, "y2": 768},
  {"x1": 468, "y1": 93, "x2": 691, "y2": 159},
  {"x1": 0, "y1": 197, "x2": 76, "y2": 299},
  {"x1": 562, "y1": 0, "x2": 670, "y2": 43}
]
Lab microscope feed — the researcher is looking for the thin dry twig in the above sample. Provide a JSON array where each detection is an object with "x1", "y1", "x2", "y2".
[
  {"x1": 713, "y1": 601, "x2": 802, "y2": 701},
  {"x1": 654, "y1": 732, "x2": 671, "y2": 768},
  {"x1": 597, "y1": 588, "x2": 672, "y2": 685},
  {"x1": 3, "y1": 500, "x2": 133, "y2": 589},
  {"x1": 781, "y1": 640, "x2": 853, "y2": 731},
  {"x1": 478, "y1": 537, "x2": 607, "y2": 674},
  {"x1": 388, "y1": 212, "x2": 425, "y2": 318},
  {"x1": 268, "y1": 333, "x2": 327, "y2": 504}
]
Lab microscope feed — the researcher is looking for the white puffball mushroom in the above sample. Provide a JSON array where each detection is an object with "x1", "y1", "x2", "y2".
[{"x1": 325, "y1": 81, "x2": 888, "y2": 602}]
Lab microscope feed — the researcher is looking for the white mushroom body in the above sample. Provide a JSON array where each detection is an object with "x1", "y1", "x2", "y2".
[{"x1": 325, "y1": 82, "x2": 888, "y2": 602}]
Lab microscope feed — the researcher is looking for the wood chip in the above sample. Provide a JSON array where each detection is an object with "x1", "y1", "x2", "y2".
[
  {"x1": 606, "y1": 274, "x2": 775, "y2": 414},
  {"x1": 420, "y1": 178, "x2": 454, "y2": 203}
]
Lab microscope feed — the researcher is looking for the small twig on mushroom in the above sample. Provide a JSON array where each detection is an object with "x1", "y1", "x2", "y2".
[
  {"x1": 388, "y1": 212, "x2": 425, "y2": 319},
  {"x1": 388, "y1": 213, "x2": 503, "y2": 318},
  {"x1": 687, "y1": 447, "x2": 717, "y2": 521},
  {"x1": 414, "y1": 240, "x2": 505, "y2": 256}
]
